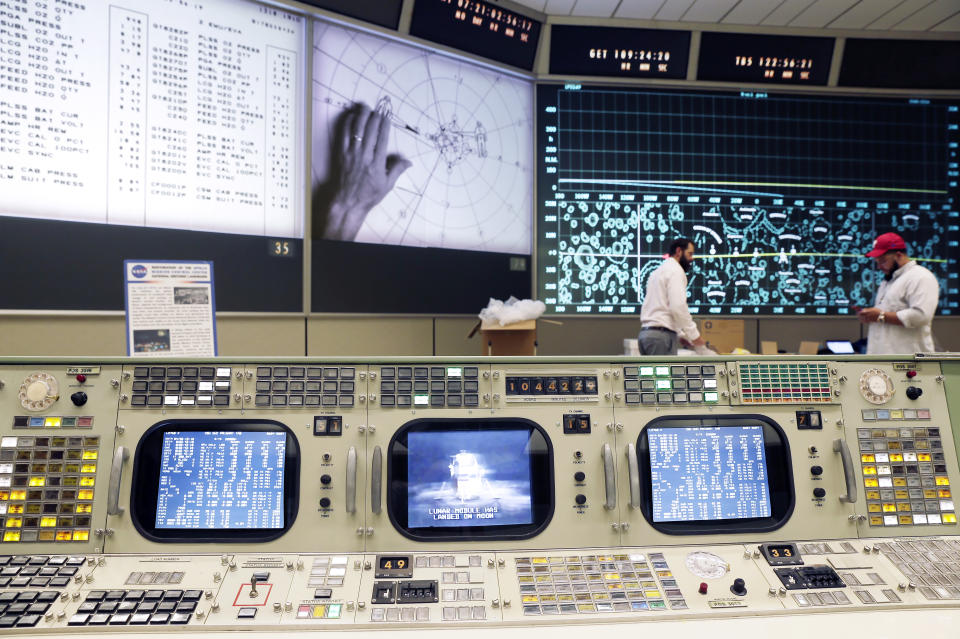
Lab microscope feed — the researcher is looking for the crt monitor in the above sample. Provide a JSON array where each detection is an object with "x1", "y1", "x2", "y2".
[
  {"x1": 388, "y1": 419, "x2": 554, "y2": 541},
  {"x1": 636, "y1": 415, "x2": 794, "y2": 535},
  {"x1": 130, "y1": 420, "x2": 300, "y2": 542}
]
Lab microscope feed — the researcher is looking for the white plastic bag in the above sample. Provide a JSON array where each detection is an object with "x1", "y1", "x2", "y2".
[{"x1": 478, "y1": 297, "x2": 546, "y2": 327}]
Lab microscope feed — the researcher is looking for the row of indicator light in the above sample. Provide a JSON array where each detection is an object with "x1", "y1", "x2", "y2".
[
  {"x1": 12, "y1": 416, "x2": 95, "y2": 429},
  {"x1": 296, "y1": 604, "x2": 343, "y2": 619},
  {"x1": 3, "y1": 529, "x2": 90, "y2": 542}
]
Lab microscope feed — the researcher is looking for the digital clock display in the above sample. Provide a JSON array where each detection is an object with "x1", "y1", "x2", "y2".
[
  {"x1": 549, "y1": 25, "x2": 690, "y2": 79},
  {"x1": 840, "y1": 38, "x2": 960, "y2": 89},
  {"x1": 697, "y1": 32, "x2": 834, "y2": 85},
  {"x1": 409, "y1": 0, "x2": 542, "y2": 70},
  {"x1": 298, "y1": 0, "x2": 402, "y2": 30}
]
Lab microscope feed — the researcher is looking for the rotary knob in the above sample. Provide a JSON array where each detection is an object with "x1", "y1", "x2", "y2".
[
  {"x1": 19, "y1": 372, "x2": 60, "y2": 411},
  {"x1": 71, "y1": 392, "x2": 88, "y2": 407}
]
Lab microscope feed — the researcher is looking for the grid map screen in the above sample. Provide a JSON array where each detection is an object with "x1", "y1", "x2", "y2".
[
  {"x1": 156, "y1": 431, "x2": 286, "y2": 529},
  {"x1": 536, "y1": 84, "x2": 959, "y2": 316},
  {"x1": 648, "y1": 426, "x2": 771, "y2": 522}
]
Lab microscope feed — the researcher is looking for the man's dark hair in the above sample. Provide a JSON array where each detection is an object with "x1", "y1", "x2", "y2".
[{"x1": 668, "y1": 238, "x2": 694, "y2": 256}]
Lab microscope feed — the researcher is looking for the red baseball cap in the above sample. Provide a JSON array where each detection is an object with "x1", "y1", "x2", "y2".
[{"x1": 865, "y1": 232, "x2": 907, "y2": 258}]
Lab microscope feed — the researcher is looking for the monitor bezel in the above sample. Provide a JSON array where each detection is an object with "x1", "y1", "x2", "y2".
[
  {"x1": 130, "y1": 419, "x2": 300, "y2": 543},
  {"x1": 637, "y1": 414, "x2": 794, "y2": 535},
  {"x1": 387, "y1": 418, "x2": 554, "y2": 541}
]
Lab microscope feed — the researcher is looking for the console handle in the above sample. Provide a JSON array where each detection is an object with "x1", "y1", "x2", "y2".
[
  {"x1": 834, "y1": 438, "x2": 858, "y2": 504},
  {"x1": 602, "y1": 443, "x2": 616, "y2": 510},
  {"x1": 346, "y1": 446, "x2": 358, "y2": 514},
  {"x1": 107, "y1": 446, "x2": 129, "y2": 516},
  {"x1": 371, "y1": 446, "x2": 383, "y2": 514},
  {"x1": 626, "y1": 443, "x2": 641, "y2": 510}
]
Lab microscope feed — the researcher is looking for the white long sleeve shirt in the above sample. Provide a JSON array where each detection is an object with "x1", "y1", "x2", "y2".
[
  {"x1": 640, "y1": 258, "x2": 700, "y2": 342},
  {"x1": 866, "y1": 260, "x2": 939, "y2": 354}
]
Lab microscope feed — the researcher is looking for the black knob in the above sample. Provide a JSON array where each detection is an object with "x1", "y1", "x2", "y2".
[
  {"x1": 320, "y1": 474, "x2": 332, "y2": 485},
  {"x1": 813, "y1": 487, "x2": 826, "y2": 499},
  {"x1": 730, "y1": 578, "x2": 747, "y2": 596},
  {"x1": 808, "y1": 446, "x2": 818, "y2": 455},
  {"x1": 575, "y1": 494, "x2": 587, "y2": 505},
  {"x1": 810, "y1": 465, "x2": 823, "y2": 476},
  {"x1": 70, "y1": 392, "x2": 87, "y2": 407},
  {"x1": 574, "y1": 471, "x2": 586, "y2": 482},
  {"x1": 906, "y1": 386, "x2": 923, "y2": 400},
  {"x1": 319, "y1": 497, "x2": 331, "y2": 508},
  {"x1": 574, "y1": 451, "x2": 583, "y2": 460}
]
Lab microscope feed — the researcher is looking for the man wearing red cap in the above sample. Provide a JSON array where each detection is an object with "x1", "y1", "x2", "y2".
[{"x1": 858, "y1": 232, "x2": 939, "y2": 354}]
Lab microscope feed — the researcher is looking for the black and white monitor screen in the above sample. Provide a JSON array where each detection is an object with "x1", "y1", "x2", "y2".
[
  {"x1": 156, "y1": 431, "x2": 287, "y2": 530},
  {"x1": 648, "y1": 425, "x2": 771, "y2": 522},
  {"x1": 826, "y1": 340, "x2": 855, "y2": 354},
  {"x1": 388, "y1": 419, "x2": 553, "y2": 540},
  {"x1": 132, "y1": 420, "x2": 299, "y2": 542}
]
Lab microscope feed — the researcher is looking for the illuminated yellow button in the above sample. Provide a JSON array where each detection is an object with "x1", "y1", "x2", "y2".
[
  {"x1": 868, "y1": 504, "x2": 882, "y2": 513},
  {"x1": 522, "y1": 595, "x2": 539, "y2": 603},
  {"x1": 535, "y1": 576, "x2": 551, "y2": 583},
  {"x1": 898, "y1": 515, "x2": 913, "y2": 525},
  {"x1": 861, "y1": 454, "x2": 876, "y2": 463},
  {"x1": 76, "y1": 504, "x2": 92, "y2": 514},
  {"x1": 77, "y1": 490, "x2": 94, "y2": 500},
  {"x1": 898, "y1": 503, "x2": 912, "y2": 511},
  {"x1": 866, "y1": 491, "x2": 881, "y2": 500},
  {"x1": 943, "y1": 513, "x2": 957, "y2": 524},
  {"x1": 925, "y1": 489, "x2": 938, "y2": 499},
  {"x1": 890, "y1": 410, "x2": 904, "y2": 420},
  {"x1": 918, "y1": 454, "x2": 932, "y2": 462},
  {"x1": 895, "y1": 490, "x2": 909, "y2": 499},
  {"x1": 558, "y1": 594, "x2": 573, "y2": 602},
  {"x1": 656, "y1": 571, "x2": 672, "y2": 578},
  {"x1": 603, "y1": 573, "x2": 621, "y2": 581},
  {"x1": 518, "y1": 576, "x2": 533, "y2": 583},
  {"x1": 939, "y1": 489, "x2": 952, "y2": 498},
  {"x1": 864, "y1": 478, "x2": 879, "y2": 487},
  {"x1": 55, "y1": 531, "x2": 72, "y2": 541},
  {"x1": 3, "y1": 531, "x2": 20, "y2": 542},
  {"x1": 0, "y1": 491, "x2": 8, "y2": 501},
  {"x1": 312, "y1": 605, "x2": 326, "y2": 618},
  {"x1": 882, "y1": 503, "x2": 897, "y2": 513},
  {"x1": 869, "y1": 516, "x2": 884, "y2": 526},
  {"x1": 644, "y1": 590, "x2": 661, "y2": 598},
  {"x1": 540, "y1": 595, "x2": 557, "y2": 603},
  {"x1": 79, "y1": 477, "x2": 95, "y2": 487},
  {"x1": 28, "y1": 477, "x2": 45, "y2": 487},
  {"x1": 44, "y1": 417, "x2": 61, "y2": 428},
  {"x1": 936, "y1": 477, "x2": 951, "y2": 486},
  {"x1": 8, "y1": 504, "x2": 23, "y2": 514},
  {"x1": 577, "y1": 604, "x2": 595, "y2": 612},
  {"x1": 532, "y1": 557, "x2": 547, "y2": 564},
  {"x1": 10, "y1": 490, "x2": 26, "y2": 501},
  {"x1": 862, "y1": 466, "x2": 877, "y2": 475},
  {"x1": 81, "y1": 464, "x2": 97, "y2": 473},
  {"x1": 598, "y1": 555, "x2": 614, "y2": 561},
  {"x1": 82, "y1": 450, "x2": 98, "y2": 460},
  {"x1": 6, "y1": 517, "x2": 22, "y2": 528},
  {"x1": 893, "y1": 478, "x2": 908, "y2": 487},
  {"x1": 40, "y1": 517, "x2": 57, "y2": 527},
  {"x1": 606, "y1": 583, "x2": 623, "y2": 590},
  {"x1": 889, "y1": 454, "x2": 903, "y2": 462}
]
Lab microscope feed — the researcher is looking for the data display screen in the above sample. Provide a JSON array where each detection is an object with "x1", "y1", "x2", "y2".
[
  {"x1": 548, "y1": 25, "x2": 690, "y2": 79},
  {"x1": 536, "y1": 84, "x2": 959, "y2": 316},
  {"x1": 407, "y1": 430, "x2": 534, "y2": 528},
  {"x1": 156, "y1": 431, "x2": 286, "y2": 529},
  {"x1": 388, "y1": 419, "x2": 553, "y2": 540},
  {"x1": 648, "y1": 426, "x2": 771, "y2": 522},
  {"x1": 298, "y1": 0, "x2": 403, "y2": 29},
  {"x1": 409, "y1": 0, "x2": 542, "y2": 71},
  {"x1": 840, "y1": 39, "x2": 960, "y2": 90},
  {"x1": 697, "y1": 32, "x2": 833, "y2": 85},
  {"x1": 132, "y1": 421, "x2": 299, "y2": 542}
]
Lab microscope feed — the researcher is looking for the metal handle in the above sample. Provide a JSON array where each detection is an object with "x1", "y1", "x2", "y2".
[
  {"x1": 602, "y1": 443, "x2": 616, "y2": 510},
  {"x1": 345, "y1": 446, "x2": 357, "y2": 514},
  {"x1": 107, "y1": 446, "x2": 129, "y2": 516},
  {"x1": 833, "y1": 438, "x2": 857, "y2": 504},
  {"x1": 626, "y1": 443, "x2": 640, "y2": 510},
  {"x1": 371, "y1": 446, "x2": 382, "y2": 515}
]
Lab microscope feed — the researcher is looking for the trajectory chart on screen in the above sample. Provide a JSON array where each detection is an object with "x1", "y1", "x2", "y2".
[
  {"x1": 156, "y1": 431, "x2": 286, "y2": 530},
  {"x1": 312, "y1": 21, "x2": 533, "y2": 253},
  {"x1": 537, "y1": 85, "x2": 960, "y2": 315},
  {"x1": 0, "y1": 0, "x2": 305, "y2": 238}
]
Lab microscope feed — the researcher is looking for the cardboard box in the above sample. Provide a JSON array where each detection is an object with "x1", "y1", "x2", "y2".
[
  {"x1": 699, "y1": 319, "x2": 745, "y2": 354},
  {"x1": 470, "y1": 319, "x2": 537, "y2": 356}
]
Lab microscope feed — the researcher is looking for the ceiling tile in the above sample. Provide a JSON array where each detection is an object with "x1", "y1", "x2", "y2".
[
  {"x1": 682, "y1": 0, "x2": 741, "y2": 22},
  {"x1": 509, "y1": 0, "x2": 548, "y2": 12},
  {"x1": 827, "y1": 0, "x2": 904, "y2": 29},
  {"x1": 722, "y1": 0, "x2": 786, "y2": 25},
  {"x1": 544, "y1": 0, "x2": 578, "y2": 15},
  {"x1": 570, "y1": 0, "x2": 622, "y2": 17},
  {"x1": 891, "y1": 0, "x2": 960, "y2": 30},
  {"x1": 866, "y1": 0, "x2": 937, "y2": 29},
  {"x1": 613, "y1": 0, "x2": 668, "y2": 19},
  {"x1": 931, "y1": 10, "x2": 960, "y2": 29},
  {"x1": 656, "y1": 0, "x2": 698, "y2": 21},
  {"x1": 789, "y1": 0, "x2": 861, "y2": 27},
  {"x1": 761, "y1": 0, "x2": 817, "y2": 25}
]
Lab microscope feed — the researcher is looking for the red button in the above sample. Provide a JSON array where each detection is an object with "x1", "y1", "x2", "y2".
[
  {"x1": 698, "y1": 582, "x2": 708, "y2": 594},
  {"x1": 906, "y1": 370, "x2": 917, "y2": 378},
  {"x1": 76, "y1": 374, "x2": 87, "y2": 383}
]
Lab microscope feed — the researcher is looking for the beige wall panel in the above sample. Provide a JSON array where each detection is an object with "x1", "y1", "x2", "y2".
[
  {"x1": 434, "y1": 317, "x2": 484, "y2": 356},
  {"x1": 0, "y1": 316, "x2": 126, "y2": 355},
  {"x1": 933, "y1": 317, "x2": 960, "y2": 352},
  {"x1": 216, "y1": 316, "x2": 305, "y2": 356},
  {"x1": 307, "y1": 317, "x2": 433, "y2": 356}
]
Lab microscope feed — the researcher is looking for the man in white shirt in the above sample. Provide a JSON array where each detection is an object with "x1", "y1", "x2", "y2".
[
  {"x1": 858, "y1": 232, "x2": 939, "y2": 354},
  {"x1": 638, "y1": 238, "x2": 711, "y2": 355}
]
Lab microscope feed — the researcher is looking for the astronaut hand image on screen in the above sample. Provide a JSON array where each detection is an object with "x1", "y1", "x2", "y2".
[{"x1": 313, "y1": 102, "x2": 412, "y2": 241}]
